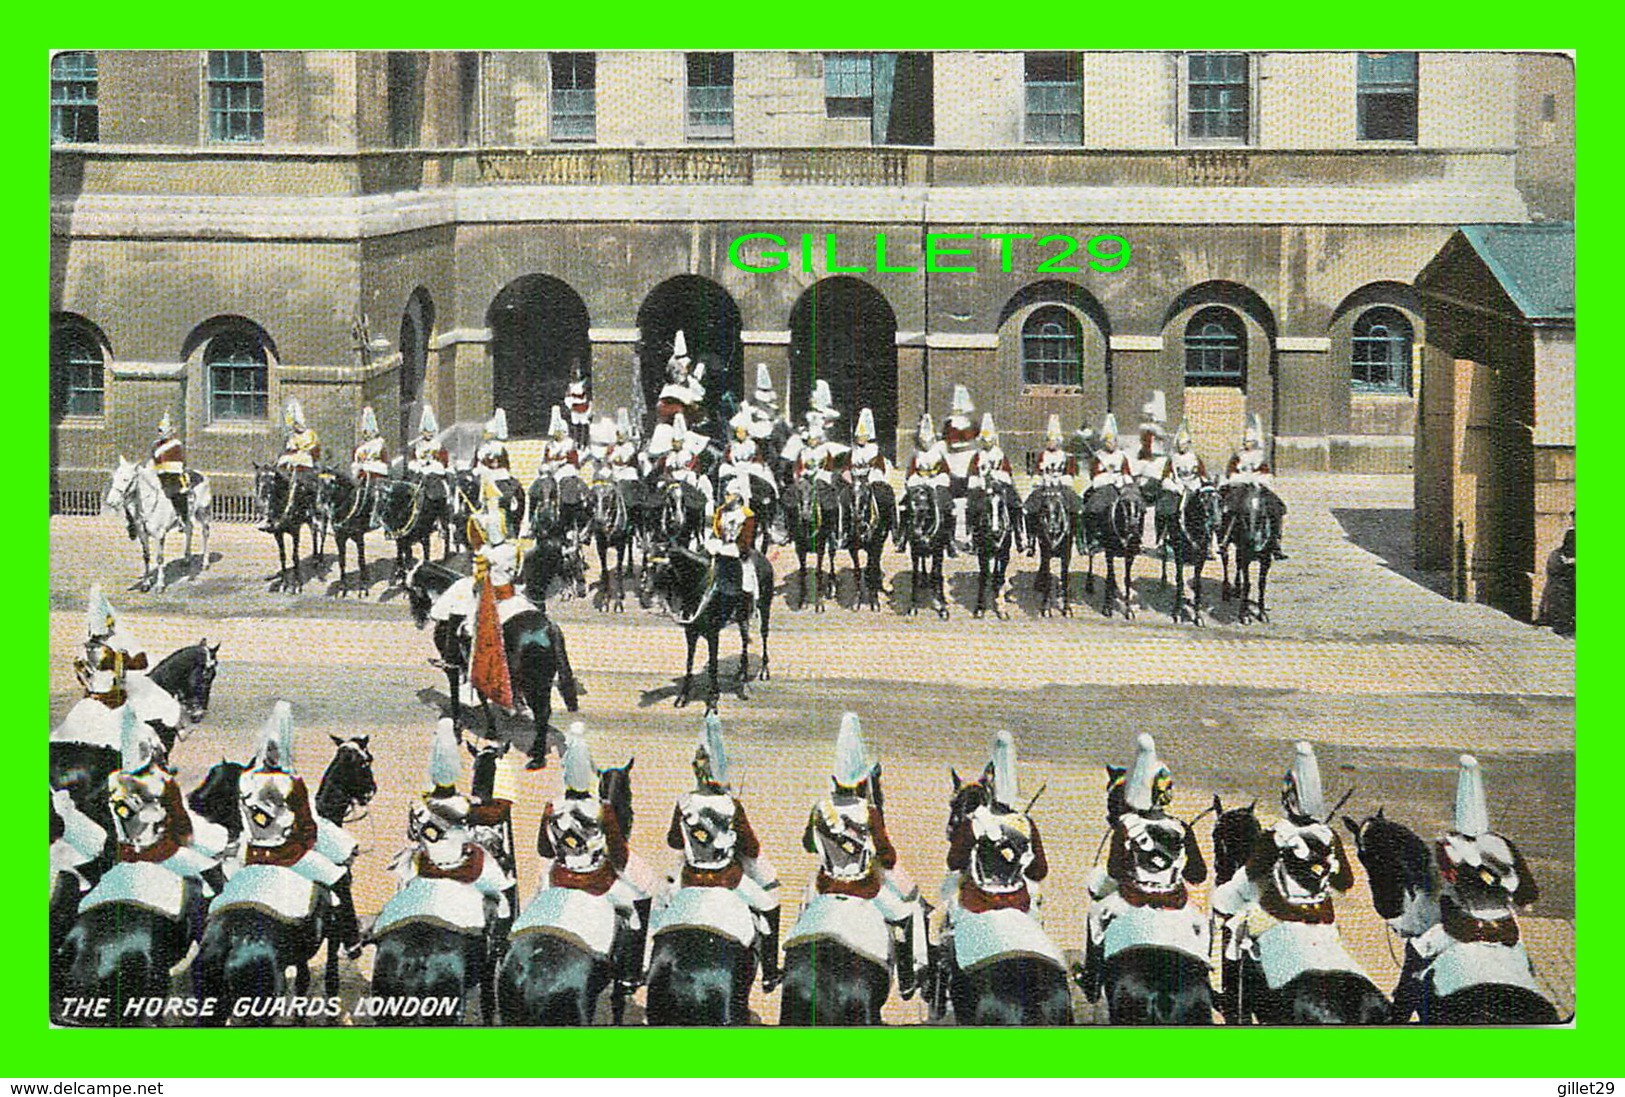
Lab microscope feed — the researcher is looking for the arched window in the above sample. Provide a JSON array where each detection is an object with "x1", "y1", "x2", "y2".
[
  {"x1": 207, "y1": 328, "x2": 270, "y2": 421},
  {"x1": 1184, "y1": 306, "x2": 1246, "y2": 387},
  {"x1": 1352, "y1": 307, "x2": 1413, "y2": 393},
  {"x1": 1021, "y1": 306, "x2": 1082, "y2": 386},
  {"x1": 51, "y1": 317, "x2": 105, "y2": 419}
]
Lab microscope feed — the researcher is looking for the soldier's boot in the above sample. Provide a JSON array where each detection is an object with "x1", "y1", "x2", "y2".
[
  {"x1": 890, "y1": 918, "x2": 918, "y2": 1000},
  {"x1": 617, "y1": 899, "x2": 652, "y2": 991},
  {"x1": 1078, "y1": 937, "x2": 1104, "y2": 1003},
  {"x1": 1272, "y1": 514, "x2": 1289, "y2": 560},
  {"x1": 201, "y1": 864, "x2": 228, "y2": 900},
  {"x1": 757, "y1": 907, "x2": 783, "y2": 992},
  {"x1": 332, "y1": 876, "x2": 363, "y2": 958}
]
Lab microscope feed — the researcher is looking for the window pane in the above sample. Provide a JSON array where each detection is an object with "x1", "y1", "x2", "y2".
[
  {"x1": 51, "y1": 51, "x2": 98, "y2": 144},
  {"x1": 1022, "y1": 307, "x2": 1082, "y2": 386},
  {"x1": 1188, "y1": 53, "x2": 1249, "y2": 140},
  {"x1": 1352, "y1": 308, "x2": 1413, "y2": 392},
  {"x1": 52, "y1": 325, "x2": 104, "y2": 418},
  {"x1": 208, "y1": 51, "x2": 264, "y2": 143},
  {"x1": 208, "y1": 332, "x2": 269, "y2": 421},
  {"x1": 1184, "y1": 308, "x2": 1246, "y2": 385},
  {"x1": 552, "y1": 53, "x2": 595, "y2": 90},
  {"x1": 1358, "y1": 52, "x2": 1417, "y2": 89},
  {"x1": 825, "y1": 52, "x2": 874, "y2": 116}
]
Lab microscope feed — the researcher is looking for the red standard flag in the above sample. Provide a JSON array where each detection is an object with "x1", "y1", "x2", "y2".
[{"x1": 469, "y1": 573, "x2": 513, "y2": 710}]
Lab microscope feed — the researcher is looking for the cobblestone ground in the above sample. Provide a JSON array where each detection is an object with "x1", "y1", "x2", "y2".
[{"x1": 49, "y1": 472, "x2": 1575, "y2": 1024}]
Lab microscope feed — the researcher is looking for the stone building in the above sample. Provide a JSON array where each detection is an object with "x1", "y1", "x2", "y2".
[
  {"x1": 1414, "y1": 222, "x2": 1575, "y2": 623},
  {"x1": 49, "y1": 50, "x2": 1575, "y2": 507}
]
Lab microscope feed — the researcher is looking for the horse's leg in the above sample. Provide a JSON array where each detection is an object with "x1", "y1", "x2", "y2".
[
  {"x1": 1060, "y1": 546, "x2": 1073, "y2": 617},
  {"x1": 1221, "y1": 543, "x2": 1233, "y2": 602},
  {"x1": 676, "y1": 631, "x2": 698, "y2": 707},
  {"x1": 1171, "y1": 552, "x2": 1186, "y2": 622},
  {"x1": 183, "y1": 523, "x2": 194, "y2": 583},
  {"x1": 934, "y1": 551, "x2": 949, "y2": 619},
  {"x1": 274, "y1": 532, "x2": 288, "y2": 592},
  {"x1": 1191, "y1": 558, "x2": 1205, "y2": 628},
  {"x1": 737, "y1": 611, "x2": 751, "y2": 699},
  {"x1": 851, "y1": 543, "x2": 864, "y2": 610},
  {"x1": 1122, "y1": 549, "x2": 1137, "y2": 620},
  {"x1": 153, "y1": 531, "x2": 168, "y2": 592},
  {"x1": 335, "y1": 537, "x2": 348, "y2": 598},
  {"x1": 1256, "y1": 555, "x2": 1271, "y2": 623},
  {"x1": 291, "y1": 525, "x2": 304, "y2": 593},
  {"x1": 1237, "y1": 555, "x2": 1252, "y2": 625},
  {"x1": 706, "y1": 629, "x2": 721, "y2": 715},
  {"x1": 357, "y1": 536, "x2": 369, "y2": 598}
]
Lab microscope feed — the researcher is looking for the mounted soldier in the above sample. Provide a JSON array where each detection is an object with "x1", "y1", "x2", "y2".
[
  {"x1": 537, "y1": 723, "x2": 649, "y2": 990},
  {"x1": 1131, "y1": 390, "x2": 1170, "y2": 488},
  {"x1": 1222, "y1": 412, "x2": 1288, "y2": 560},
  {"x1": 263, "y1": 398, "x2": 320, "y2": 532},
  {"x1": 940, "y1": 385, "x2": 979, "y2": 550},
  {"x1": 651, "y1": 411, "x2": 712, "y2": 507},
  {"x1": 665, "y1": 714, "x2": 784, "y2": 991},
  {"x1": 601, "y1": 409, "x2": 642, "y2": 489},
  {"x1": 239, "y1": 702, "x2": 347, "y2": 892},
  {"x1": 1081, "y1": 733, "x2": 1207, "y2": 999},
  {"x1": 706, "y1": 475, "x2": 761, "y2": 604},
  {"x1": 720, "y1": 407, "x2": 777, "y2": 505},
  {"x1": 1024, "y1": 414, "x2": 1081, "y2": 527},
  {"x1": 848, "y1": 407, "x2": 886, "y2": 484},
  {"x1": 1161, "y1": 419, "x2": 1210, "y2": 498},
  {"x1": 971, "y1": 412, "x2": 1022, "y2": 553},
  {"x1": 152, "y1": 411, "x2": 189, "y2": 521},
  {"x1": 79, "y1": 585, "x2": 184, "y2": 739},
  {"x1": 477, "y1": 405, "x2": 514, "y2": 482},
  {"x1": 399, "y1": 718, "x2": 515, "y2": 904},
  {"x1": 540, "y1": 406, "x2": 582, "y2": 484},
  {"x1": 655, "y1": 330, "x2": 706, "y2": 427},
  {"x1": 565, "y1": 365, "x2": 593, "y2": 451},
  {"x1": 408, "y1": 404, "x2": 451, "y2": 481},
  {"x1": 109, "y1": 705, "x2": 224, "y2": 894},
  {"x1": 350, "y1": 405, "x2": 388, "y2": 483},
  {"x1": 800, "y1": 712, "x2": 924, "y2": 998},
  {"x1": 946, "y1": 731, "x2": 1049, "y2": 920}
]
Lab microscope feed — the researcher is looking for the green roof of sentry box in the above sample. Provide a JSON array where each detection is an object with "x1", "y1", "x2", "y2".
[{"x1": 1459, "y1": 223, "x2": 1575, "y2": 321}]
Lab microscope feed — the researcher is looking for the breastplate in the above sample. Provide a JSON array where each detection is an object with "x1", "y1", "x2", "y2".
[
  {"x1": 110, "y1": 771, "x2": 170, "y2": 853},
  {"x1": 813, "y1": 800, "x2": 874, "y2": 881},
  {"x1": 968, "y1": 809, "x2": 1033, "y2": 893},
  {"x1": 1125, "y1": 815, "x2": 1187, "y2": 890},
  {"x1": 240, "y1": 771, "x2": 298, "y2": 847},
  {"x1": 549, "y1": 800, "x2": 608, "y2": 874},
  {"x1": 679, "y1": 792, "x2": 739, "y2": 871}
]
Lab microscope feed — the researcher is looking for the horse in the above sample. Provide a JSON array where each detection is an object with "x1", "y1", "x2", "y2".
[
  {"x1": 935, "y1": 771, "x2": 1073, "y2": 1025},
  {"x1": 848, "y1": 475, "x2": 895, "y2": 612},
  {"x1": 527, "y1": 472, "x2": 590, "y2": 600},
  {"x1": 104, "y1": 457, "x2": 212, "y2": 592},
  {"x1": 1209, "y1": 797, "x2": 1388, "y2": 1025},
  {"x1": 147, "y1": 639, "x2": 221, "y2": 728},
  {"x1": 402, "y1": 561, "x2": 582, "y2": 768},
  {"x1": 1025, "y1": 486, "x2": 1075, "y2": 618},
  {"x1": 646, "y1": 877, "x2": 760, "y2": 1025},
  {"x1": 375, "y1": 472, "x2": 455, "y2": 586},
  {"x1": 1078, "y1": 484, "x2": 1146, "y2": 618},
  {"x1": 189, "y1": 737, "x2": 377, "y2": 1022},
  {"x1": 1159, "y1": 487, "x2": 1221, "y2": 626},
  {"x1": 655, "y1": 477, "x2": 709, "y2": 552},
  {"x1": 897, "y1": 484, "x2": 949, "y2": 619},
  {"x1": 1343, "y1": 810, "x2": 1561, "y2": 1024},
  {"x1": 497, "y1": 759, "x2": 640, "y2": 1026},
  {"x1": 588, "y1": 479, "x2": 638, "y2": 613},
  {"x1": 644, "y1": 543, "x2": 774, "y2": 715},
  {"x1": 784, "y1": 473, "x2": 847, "y2": 612},
  {"x1": 967, "y1": 486, "x2": 1017, "y2": 620},
  {"x1": 252, "y1": 463, "x2": 321, "y2": 593},
  {"x1": 1219, "y1": 483, "x2": 1281, "y2": 624},
  {"x1": 317, "y1": 467, "x2": 379, "y2": 597},
  {"x1": 453, "y1": 468, "x2": 528, "y2": 553}
]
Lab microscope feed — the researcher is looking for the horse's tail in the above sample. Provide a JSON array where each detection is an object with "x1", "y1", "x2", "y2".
[
  {"x1": 779, "y1": 939, "x2": 890, "y2": 1026},
  {"x1": 218, "y1": 912, "x2": 285, "y2": 1010},
  {"x1": 371, "y1": 923, "x2": 473, "y2": 1026},
  {"x1": 646, "y1": 929, "x2": 753, "y2": 1026},
  {"x1": 956, "y1": 955, "x2": 1073, "y2": 1026},
  {"x1": 496, "y1": 933, "x2": 606, "y2": 1026},
  {"x1": 59, "y1": 912, "x2": 161, "y2": 1026},
  {"x1": 1102, "y1": 948, "x2": 1214, "y2": 1025}
]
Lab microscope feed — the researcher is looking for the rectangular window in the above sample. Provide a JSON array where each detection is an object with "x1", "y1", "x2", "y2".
[
  {"x1": 825, "y1": 53, "x2": 873, "y2": 118},
  {"x1": 686, "y1": 52, "x2": 734, "y2": 139},
  {"x1": 1187, "y1": 52, "x2": 1249, "y2": 141},
  {"x1": 1358, "y1": 52, "x2": 1418, "y2": 142},
  {"x1": 387, "y1": 52, "x2": 419, "y2": 148},
  {"x1": 458, "y1": 52, "x2": 481, "y2": 146},
  {"x1": 551, "y1": 53, "x2": 596, "y2": 141},
  {"x1": 208, "y1": 50, "x2": 264, "y2": 143},
  {"x1": 50, "y1": 51, "x2": 98, "y2": 144},
  {"x1": 210, "y1": 362, "x2": 268, "y2": 421},
  {"x1": 1024, "y1": 52, "x2": 1081, "y2": 145}
]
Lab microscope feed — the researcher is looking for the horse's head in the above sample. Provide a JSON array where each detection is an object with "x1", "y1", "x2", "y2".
[
  {"x1": 1038, "y1": 489, "x2": 1070, "y2": 544},
  {"x1": 318, "y1": 734, "x2": 377, "y2": 822},
  {"x1": 105, "y1": 456, "x2": 140, "y2": 510},
  {"x1": 189, "y1": 757, "x2": 250, "y2": 837},
  {"x1": 1104, "y1": 763, "x2": 1129, "y2": 826},
  {"x1": 403, "y1": 561, "x2": 433, "y2": 627},
  {"x1": 1344, "y1": 807, "x2": 1435, "y2": 920},
  {"x1": 947, "y1": 766, "x2": 991, "y2": 842},
  {"x1": 465, "y1": 735, "x2": 509, "y2": 803},
  {"x1": 1211, "y1": 796, "x2": 1261, "y2": 886},
  {"x1": 598, "y1": 757, "x2": 635, "y2": 839},
  {"x1": 185, "y1": 639, "x2": 221, "y2": 722}
]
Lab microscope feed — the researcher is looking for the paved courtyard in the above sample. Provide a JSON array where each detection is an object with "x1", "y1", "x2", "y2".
[{"x1": 48, "y1": 472, "x2": 1575, "y2": 1023}]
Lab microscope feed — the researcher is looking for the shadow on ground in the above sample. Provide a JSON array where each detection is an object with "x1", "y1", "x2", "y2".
[{"x1": 1331, "y1": 507, "x2": 1452, "y2": 598}]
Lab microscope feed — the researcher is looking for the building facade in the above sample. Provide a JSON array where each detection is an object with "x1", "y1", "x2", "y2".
[{"x1": 50, "y1": 50, "x2": 1575, "y2": 505}]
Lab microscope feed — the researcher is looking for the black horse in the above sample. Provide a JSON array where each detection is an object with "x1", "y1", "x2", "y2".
[
  {"x1": 317, "y1": 468, "x2": 379, "y2": 597},
  {"x1": 403, "y1": 561, "x2": 582, "y2": 769},
  {"x1": 936, "y1": 771, "x2": 1073, "y2": 1025},
  {"x1": 1079, "y1": 484, "x2": 1146, "y2": 618},
  {"x1": 527, "y1": 473, "x2": 590, "y2": 600},
  {"x1": 190, "y1": 738, "x2": 377, "y2": 1021},
  {"x1": 848, "y1": 476, "x2": 895, "y2": 612},
  {"x1": 376, "y1": 473, "x2": 455, "y2": 586},
  {"x1": 897, "y1": 484, "x2": 950, "y2": 619},
  {"x1": 1220, "y1": 483, "x2": 1281, "y2": 624},
  {"x1": 1159, "y1": 488, "x2": 1220, "y2": 626},
  {"x1": 784, "y1": 474, "x2": 845, "y2": 612},
  {"x1": 1343, "y1": 810, "x2": 1560, "y2": 1024},
  {"x1": 1210, "y1": 798, "x2": 1388, "y2": 1025},
  {"x1": 253, "y1": 464, "x2": 322, "y2": 593},
  {"x1": 453, "y1": 469, "x2": 527, "y2": 554},
  {"x1": 498, "y1": 759, "x2": 641, "y2": 1026},
  {"x1": 645, "y1": 544, "x2": 774, "y2": 714},
  {"x1": 148, "y1": 638, "x2": 222, "y2": 729},
  {"x1": 646, "y1": 895, "x2": 760, "y2": 1026},
  {"x1": 656, "y1": 477, "x2": 709, "y2": 552},
  {"x1": 968, "y1": 487, "x2": 1017, "y2": 620},
  {"x1": 1025, "y1": 486, "x2": 1075, "y2": 618},
  {"x1": 588, "y1": 479, "x2": 639, "y2": 613}
]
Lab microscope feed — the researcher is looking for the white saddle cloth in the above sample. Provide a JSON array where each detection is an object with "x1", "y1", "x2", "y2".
[
  {"x1": 951, "y1": 907, "x2": 1067, "y2": 975},
  {"x1": 1102, "y1": 902, "x2": 1211, "y2": 965},
  {"x1": 52, "y1": 698, "x2": 126, "y2": 749},
  {"x1": 651, "y1": 885, "x2": 757, "y2": 949},
  {"x1": 210, "y1": 863, "x2": 320, "y2": 922},
  {"x1": 315, "y1": 817, "x2": 359, "y2": 866},
  {"x1": 784, "y1": 892, "x2": 892, "y2": 968},
  {"x1": 81, "y1": 860, "x2": 189, "y2": 921},
  {"x1": 373, "y1": 876, "x2": 490, "y2": 938},
  {"x1": 1426, "y1": 939, "x2": 1545, "y2": 999},
  {"x1": 510, "y1": 886, "x2": 618, "y2": 959},
  {"x1": 1254, "y1": 921, "x2": 1371, "y2": 991}
]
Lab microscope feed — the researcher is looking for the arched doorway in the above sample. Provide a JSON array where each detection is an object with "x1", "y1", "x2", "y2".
[
  {"x1": 788, "y1": 277, "x2": 899, "y2": 458},
  {"x1": 635, "y1": 276, "x2": 743, "y2": 434},
  {"x1": 398, "y1": 287, "x2": 433, "y2": 445},
  {"x1": 488, "y1": 275, "x2": 592, "y2": 438}
]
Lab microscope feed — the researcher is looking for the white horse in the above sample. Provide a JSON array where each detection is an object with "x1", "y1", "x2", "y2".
[{"x1": 104, "y1": 457, "x2": 212, "y2": 591}]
